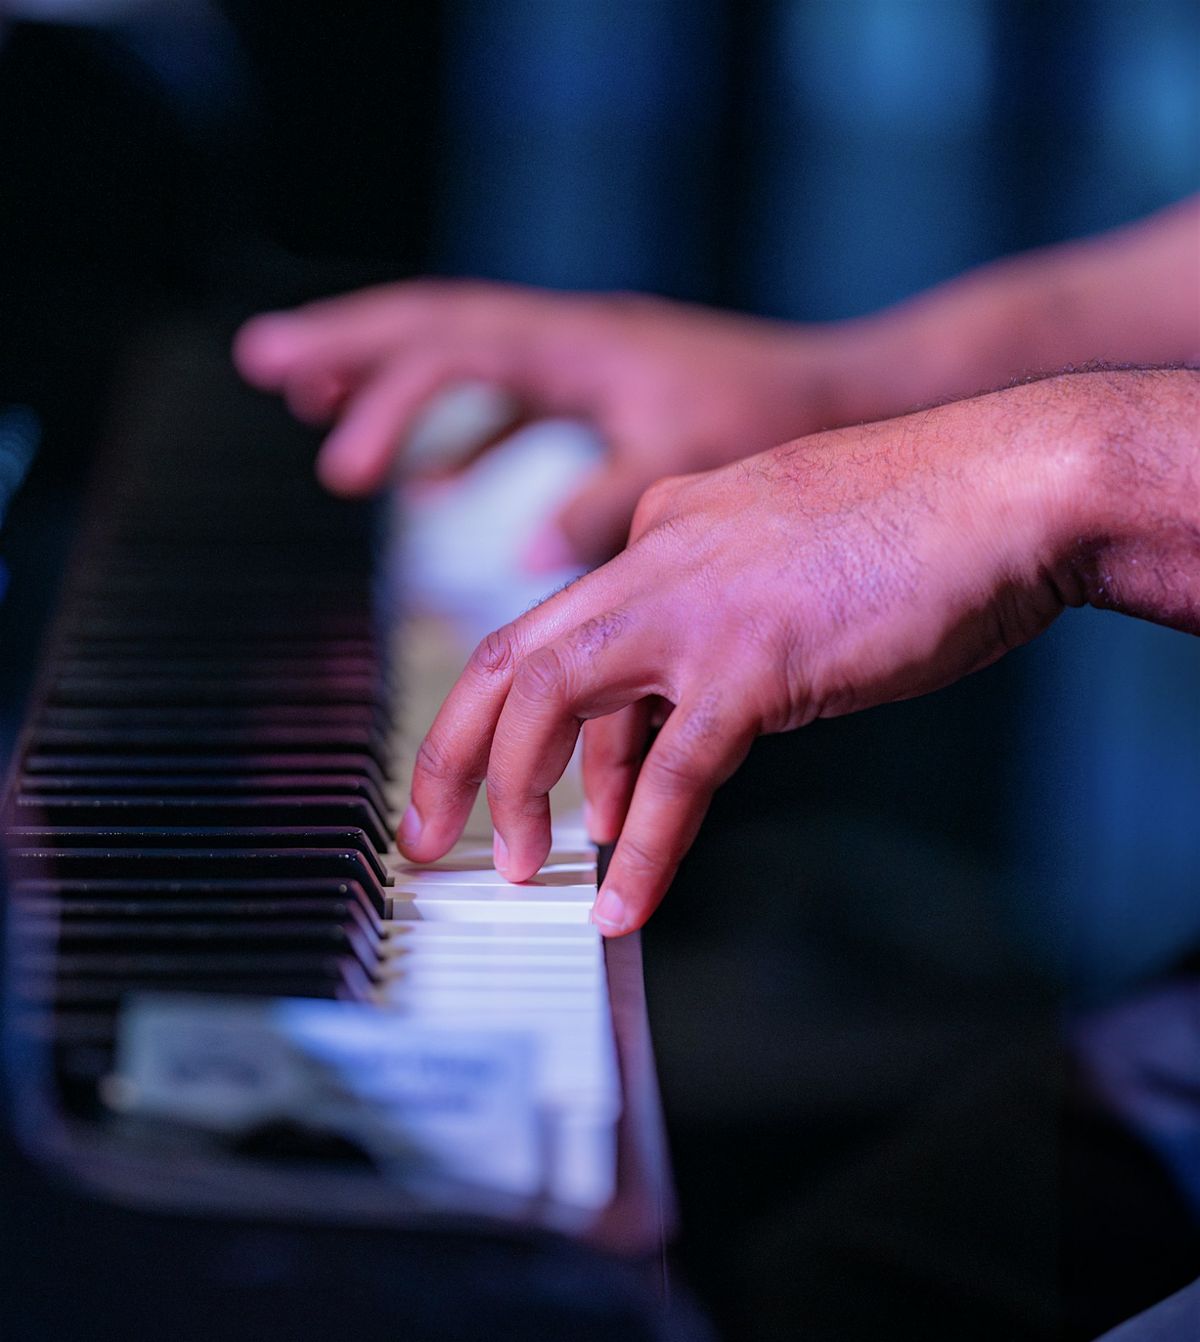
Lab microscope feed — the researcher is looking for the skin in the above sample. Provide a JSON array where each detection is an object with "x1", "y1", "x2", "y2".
[
  {"x1": 235, "y1": 286, "x2": 840, "y2": 567},
  {"x1": 392, "y1": 368, "x2": 1200, "y2": 934},
  {"x1": 233, "y1": 195, "x2": 1200, "y2": 935},
  {"x1": 234, "y1": 195, "x2": 1200, "y2": 568}
]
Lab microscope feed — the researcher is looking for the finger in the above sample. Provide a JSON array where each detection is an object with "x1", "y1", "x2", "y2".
[
  {"x1": 590, "y1": 693, "x2": 755, "y2": 936},
  {"x1": 399, "y1": 556, "x2": 644, "y2": 865},
  {"x1": 316, "y1": 352, "x2": 455, "y2": 495},
  {"x1": 534, "y1": 461, "x2": 653, "y2": 571},
  {"x1": 284, "y1": 366, "x2": 355, "y2": 425},
  {"x1": 488, "y1": 679, "x2": 581, "y2": 883},
  {"x1": 233, "y1": 285, "x2": 440, "y2": 386},
  {"x1": 233, "y1": 314, "x2": 297, "y2": 388},
  {"x1": 486, "y1": 611, "x2": 660, "y2": 881},
  {"x1": 581, "y1": 701, "x2": 652, "y2": 844}
]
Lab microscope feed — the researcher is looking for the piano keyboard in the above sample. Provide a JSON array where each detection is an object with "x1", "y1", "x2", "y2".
[{"x1": 1, "y1": 328, "x2": 669, "y2": 1253}]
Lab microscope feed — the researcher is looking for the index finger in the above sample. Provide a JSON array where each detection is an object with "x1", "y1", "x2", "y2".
[
  {"x1": 234, "y1": 282, "x2": 444, "y2": 387},
  {"x1": 397, "y1": 555, "x2": 640, "y2": 863}
]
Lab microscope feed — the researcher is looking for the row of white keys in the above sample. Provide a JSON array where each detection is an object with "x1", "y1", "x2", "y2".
[{"x1": 372, "y1": 615, "x2": 621, "y2": 1215}]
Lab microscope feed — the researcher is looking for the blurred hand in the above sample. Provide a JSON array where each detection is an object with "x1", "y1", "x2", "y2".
[
  {"x1": 234, "y1": 282, "x2": 837, "y2": 568},
  {"x1": 395, "y1": 377, "x2": 1106, "y2": 935}
]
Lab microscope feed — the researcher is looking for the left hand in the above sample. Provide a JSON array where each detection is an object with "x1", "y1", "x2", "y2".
[{"x1": 396, "y1": 382, "x2": 1092, "y2": 934}]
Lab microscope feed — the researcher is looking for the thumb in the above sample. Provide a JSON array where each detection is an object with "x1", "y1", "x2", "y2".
[{"x1": 524, "y1": 463, "x2": 652, "y2": 573}]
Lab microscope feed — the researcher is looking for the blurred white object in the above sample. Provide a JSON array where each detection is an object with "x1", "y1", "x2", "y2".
[
  {"x1": 404, "y1": 379, "x2": 521, "y2": 474},
  {"x1": 397, "y1": 417, "x2": 604, "y2": 642}
]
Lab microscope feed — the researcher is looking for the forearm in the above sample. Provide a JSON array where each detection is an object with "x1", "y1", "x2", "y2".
[{"x1": 814, "y1": 196, "x2": 1200, "y2": 426}]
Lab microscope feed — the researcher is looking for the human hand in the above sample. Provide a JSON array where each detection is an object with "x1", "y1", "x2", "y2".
[
  {"x1": 395, "y1": 377, "x2": 1105, "y2": 935},
  {"x1": 234, "y1": 282, "x2": 838, "y2": 568}
]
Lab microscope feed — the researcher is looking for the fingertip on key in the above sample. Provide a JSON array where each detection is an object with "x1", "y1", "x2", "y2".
[
  {"x1": 397, "y1": 804, "x2": 423, "y2": 856},
  {"x1": 590, "y1": 886, "x2": 629, "y2": 936},
  {"x1": 492, "y1": 830, "x2": 509, "y2": 879}
]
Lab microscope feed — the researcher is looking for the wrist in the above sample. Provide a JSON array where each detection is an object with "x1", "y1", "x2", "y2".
[{"x1": 1047, "y1": 369, "x2": 1200, "y2": 631}]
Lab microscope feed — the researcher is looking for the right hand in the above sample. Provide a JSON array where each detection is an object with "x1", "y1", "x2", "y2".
[
  {"x1": 234, "y1": 282, "x2": 840, "y2": 569},
  {"x1": 396, "y1": 373, "x2": 1113, "y2": 932}
]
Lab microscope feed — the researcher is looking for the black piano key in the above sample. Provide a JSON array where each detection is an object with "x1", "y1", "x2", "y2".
[
  {"x1": 6, "y1": 827, "x2": 390, "y2": 882},
  {"x1": 18, "y1": 773, "x2": 394, "y2": 826},
  {"x1": 37, "y1": 703, "x2": 394, "y2": 737},
  {"x1": 16, "y1": 923, "x2": 379, "y2": 980},
  {"x1": 10, "y1": 878, "x2": 382, "y2": 929},
  {"x1": 55, "y1": 612, "x2": 374, "y2": 642},
  {"x1": 54, "y1": 640, "x2": 380, "y2": 665},
  {"x1": 28, "y1": 725, "x2": 393, "y2": 773},
  {"x1": 0, "y1": 348, "x2": 410, "y2": 1118},
  {"x1": 4, "y1": 847, "x2": 388, "y2": 908},
  {"x1": 13, "y1": 797, "x2": 391, "y2": 852},
  {"x1": 17, "y1": 963, "x2": 357, "y2": 1007},
  {"x1": 48, "y1": 673, "x2": 385, "y2": 708},
  {"x1": 22, "y1": 756, "x2": 393, "y2": 799}
]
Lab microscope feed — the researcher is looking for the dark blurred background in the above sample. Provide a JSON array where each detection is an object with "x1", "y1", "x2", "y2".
[{"x1": 1, "y1": 2, "x2": 1198, "y2": 1339}]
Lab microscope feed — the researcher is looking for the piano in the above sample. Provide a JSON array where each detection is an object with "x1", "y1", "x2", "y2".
[{"x1": 0, "y1": 321, "x2": 698, "y2": 1342}]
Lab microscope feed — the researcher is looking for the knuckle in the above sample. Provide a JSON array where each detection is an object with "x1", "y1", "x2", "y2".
[
  {"x1": 640, "y1": 474, "x2": 677, "y2": 513},
  {"x1": 630, "y1": 476, "x2": 689, "y2": 542},
  {"x1": 485, "y1": 761, "x2": 547, "y2": 820},
  {"x1": 413, "y1": 732, "x2": 478, "y2": 790},
  {"x1": 643, "y1": 741, "x2": 707, "y2": 797},
  {"x1": 482, "y1": 764, "x2": 511, "y2": 809},
  {"x1": 615, "y1": 832, "x2": 661, "y2": 881},
  {"x1": 467, "y1": 623, "x2": 520, "y2": 680},
  {"x1": 567, "y1": 609, "x2": 628, "y2": 659},
  {"x1": 511, "y1": 644, "x2": 567, "y2": 704},
  {"x1": 675, "y1": 693, "x2": 724, "y2": 749}
]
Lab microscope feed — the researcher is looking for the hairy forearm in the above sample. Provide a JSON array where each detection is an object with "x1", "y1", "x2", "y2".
[{"x1": 816, "y1": 196, "x2": 1200, "y2": 426}]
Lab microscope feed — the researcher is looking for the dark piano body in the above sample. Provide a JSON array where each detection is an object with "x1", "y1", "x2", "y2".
[{"x1": 0, "y1": 323, "x2": 696, "y2": 1342}]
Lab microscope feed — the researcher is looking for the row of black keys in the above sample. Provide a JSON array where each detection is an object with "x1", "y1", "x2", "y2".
[{"x1": 7, "y1": 572, "x2": 397, "y2": 1100}]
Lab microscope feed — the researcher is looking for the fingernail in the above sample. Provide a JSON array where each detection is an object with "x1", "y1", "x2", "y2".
[
  {"x1": 520, "y1": 524, "x2": 577, "y2": 574},
  {"x1": 399, "y1": 805, "x2": 422, "y2": 851},
  {"x1": 590, "y1": 887, "x2": 627, "y2": 935},
  {"x1": 493, "y1": 830, "x2": 509, "y2": 878}
]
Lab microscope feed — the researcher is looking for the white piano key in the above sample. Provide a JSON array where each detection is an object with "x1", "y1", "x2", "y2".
[
  {"x1": 388, "y1": 883, "x2": 597, "y2": 923},
  {"x1": 381, "y1": 938, "x2": 601, "y2": 964},
  {"x1": 383, "y1": 920, "x2": 598, "y2": 944},
  {"x1": 376, "y1": 965, "x2": 604, "y2": 991},
  {"x1": 364, "y1": 601, "x2": 630, "y2": 1222},
  {"x1": 377, "y1": 982, "x2": 602, "y2": 1010},
  {"x1": 374, "y1": 1007, "x2": 620, "y2": 1110},
  {"x1": 388, "y1": 861, "x2": 595, "y2": 889},
  {"x1": 381, "y1": 954, "x2": 601, "y2": 976}
]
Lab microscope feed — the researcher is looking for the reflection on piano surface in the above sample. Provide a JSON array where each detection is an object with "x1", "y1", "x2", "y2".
[{"x1": 1, "y1": 322, "x2": 685, "y2": 1342}]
